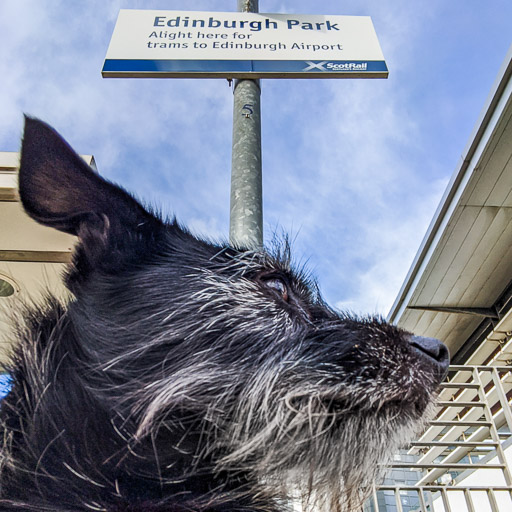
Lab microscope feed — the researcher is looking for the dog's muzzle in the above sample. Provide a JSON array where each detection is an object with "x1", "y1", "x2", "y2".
[{"x1": 410, "y1": 335, "x2": 450, "y2": 382}]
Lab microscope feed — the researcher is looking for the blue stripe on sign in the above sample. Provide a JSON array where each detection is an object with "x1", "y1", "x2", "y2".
[
  {"x1": 253, "y1": 60, "x2": 388, "y2": 73},
  {"x1": 102, "y1": 59, "x2": 388, "y2": 75},
  {"x1": 0, "y1": 374, "x2": 12, "y2": 400},
  {"x1": 103, "y1": 59, "x2": 252, "y2": 73}
]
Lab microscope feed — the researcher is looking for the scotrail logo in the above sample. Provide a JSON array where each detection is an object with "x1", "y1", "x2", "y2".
[{"x1": 303, "y1": 61, "x2": 368, "y2": 72}]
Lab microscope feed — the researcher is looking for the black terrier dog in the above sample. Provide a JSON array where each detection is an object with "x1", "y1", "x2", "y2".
[{"x1": 0, "y1": 118, "x2": 449, "y2": 511}]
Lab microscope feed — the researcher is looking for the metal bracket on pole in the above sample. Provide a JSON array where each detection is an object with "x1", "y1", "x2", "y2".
[{"x1": 229, "y1": 0, "x2": 263, "y2": 249}]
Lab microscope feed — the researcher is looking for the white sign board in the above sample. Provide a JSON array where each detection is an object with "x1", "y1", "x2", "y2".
[{"x1": 103, "y1": 10, "x2": 388, "y2": 79}]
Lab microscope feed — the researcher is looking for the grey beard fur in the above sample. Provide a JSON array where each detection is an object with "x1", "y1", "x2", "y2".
[{"x1": 132, "y1": 347, "x2": 437, "y2": 511}]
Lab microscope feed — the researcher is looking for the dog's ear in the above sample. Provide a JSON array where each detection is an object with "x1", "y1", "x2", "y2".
[{"x1": 19, "y1": 117, "x2": 162, "y2": 273}]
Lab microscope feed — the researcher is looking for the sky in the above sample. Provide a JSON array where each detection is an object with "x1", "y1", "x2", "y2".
[{"x1": 1, "y1": 0, "x2": 511, "y2": 317}]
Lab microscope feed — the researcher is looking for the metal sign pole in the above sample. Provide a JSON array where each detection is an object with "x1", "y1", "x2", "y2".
[
  {"x1": 229, "y1": 0, "x2": 263, "y2": 249},
  {"x1": 103, "y1": 5, "x2": 388, "y2": 247}
]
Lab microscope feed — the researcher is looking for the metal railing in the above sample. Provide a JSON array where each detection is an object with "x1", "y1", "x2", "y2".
[{"x1": 366, "y1": 365, "x2": 512, "y2": 512}]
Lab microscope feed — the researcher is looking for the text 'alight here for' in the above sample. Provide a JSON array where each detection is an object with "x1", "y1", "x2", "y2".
[{"x1": 153, "y1": 16, "x2": 340, "y2": 32}]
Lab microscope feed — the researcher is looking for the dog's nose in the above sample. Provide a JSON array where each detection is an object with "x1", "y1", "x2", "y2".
[{"x1": 410, "y1": 336, "x2": 450, "y2": 381}]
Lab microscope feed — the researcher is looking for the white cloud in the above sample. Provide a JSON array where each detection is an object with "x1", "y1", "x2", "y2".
[{"x1": 334, "y1": 176, "x2": 449, "y2": 314}]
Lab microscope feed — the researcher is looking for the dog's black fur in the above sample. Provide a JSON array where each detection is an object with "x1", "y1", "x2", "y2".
[{"x1": 0, "y1": 118, "x2": 449, "y2": 511}]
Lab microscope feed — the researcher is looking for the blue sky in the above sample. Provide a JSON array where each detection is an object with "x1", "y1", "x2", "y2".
[{"x1": 1, "y1": 1, "x2": 511, "y2": 316}]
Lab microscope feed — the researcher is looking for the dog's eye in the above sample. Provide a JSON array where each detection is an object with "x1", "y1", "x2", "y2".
[{"x1": 262, "y1": 277, "x2": 289, "y2": 302}]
